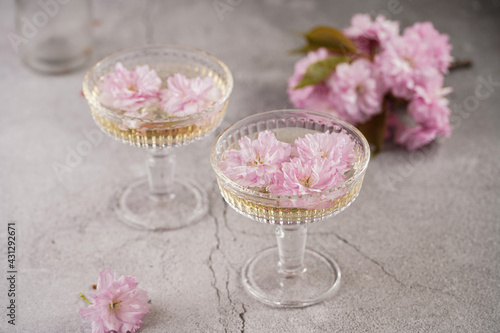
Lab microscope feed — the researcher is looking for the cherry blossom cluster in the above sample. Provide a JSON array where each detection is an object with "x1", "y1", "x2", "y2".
[
  {"x1": 288, "y1": 14, "x2": 453, "y2": 151},
  {"x1": 221, "y1": 130, "x2": 357, "y2": 199},
  {"x1": 98, "y1": 62, "x2": 221, "y2": 122}
]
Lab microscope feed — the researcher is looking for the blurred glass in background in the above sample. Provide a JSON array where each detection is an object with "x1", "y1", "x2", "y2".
[{"x1": 14, "y1": 0, "x2": 92, "y2": 74}]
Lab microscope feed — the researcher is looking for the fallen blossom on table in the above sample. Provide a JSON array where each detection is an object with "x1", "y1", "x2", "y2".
[{"x1": 79, "y1": 268, "x2": 150, "y2": 333}]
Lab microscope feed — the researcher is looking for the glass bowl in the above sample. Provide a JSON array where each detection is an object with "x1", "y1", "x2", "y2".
[
  {"x1": 211, "y1": 109, "x2": 370, "y2": 307},
  {"x1": 83, "y1": 44, "x2": 233, "y2": 230}
]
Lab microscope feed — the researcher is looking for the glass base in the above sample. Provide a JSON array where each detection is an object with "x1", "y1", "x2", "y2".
[
  {"x1": 22, "y1": 45, "x2": 92, "y2": 75},
  {"x1": 116, "y1": 178, "x2": 208, "y2": 231},
  {"x1": 242, "y1": 247, "x2": 341, "y2": 307}
]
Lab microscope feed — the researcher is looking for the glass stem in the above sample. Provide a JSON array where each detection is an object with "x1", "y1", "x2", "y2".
[
  {"x1": 146, "y1": 149, "x2": 176, "y2": 198},
  {"x1": 276, "y1": 225, "x2": 307, "y2": 276}
]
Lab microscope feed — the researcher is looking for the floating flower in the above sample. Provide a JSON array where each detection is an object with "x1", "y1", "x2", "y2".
[
  {"x1": 294, "y1": 132, "x2": 356, "y2": 174},
  {"x1": 79, "y1": 268, "x2": 150, "y2": 333},
  {"x1": 221, "y1": 130, "x2": 291, "y2": 188},
  {"x1": 343, "y1": 14, "x2": 399, "y2": 56},
  {"x1": 287, "y1": 48, "x2": 339, "y2": 115},
  {"x1": 99, "y1": 62, "x2": 161, "y2": 112},
  {"x1": 327, "y1": 58, "x2": 384, "y2": 124},
  {"x1": 159, "y1": 73, "x2": 221, "y2": 117},
  {"x1": 269, "y1": 157, "x2": 344, "y2": 196}
]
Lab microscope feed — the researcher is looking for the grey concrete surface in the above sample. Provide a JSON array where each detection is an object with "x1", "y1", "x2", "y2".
[{"x1": 1, "y1": 0, "x2": 499, "y2": 332}]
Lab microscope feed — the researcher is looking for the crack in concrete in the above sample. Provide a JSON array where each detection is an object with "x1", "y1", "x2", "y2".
[
  {"x1": 224, "y1": 269, "x2": 247, "y2": 333},
  {"x1": 331, "y1": 231, "x2": 459, "y2": 300},
  {"x1": 332, "y1": 231, "x2": 408, "y2": 287},
  {"x1": 239, "y1": 304, "x2": 247, "y2": 333},
  {"x1": 207, "y1": 180, "x2": 246, "y2": 332},
  {"x1": 206, "y1": 196, "x2": 225, "y2": 332}
]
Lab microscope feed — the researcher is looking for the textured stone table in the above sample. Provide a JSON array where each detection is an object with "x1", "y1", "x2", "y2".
[{"x1": 1, "y1": 0, "x2": 499, "y2": 332}]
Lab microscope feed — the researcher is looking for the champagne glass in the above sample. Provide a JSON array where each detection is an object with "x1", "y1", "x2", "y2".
[
  {"x1": 83, "y1": 45, "x2": 233, "y2": 231},
  {"x1": 211, "y1": 110, "x2": 370, "y2": 307}
]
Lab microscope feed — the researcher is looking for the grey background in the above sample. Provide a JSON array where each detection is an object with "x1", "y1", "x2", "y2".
[{"x1": 1, "y1": 0, "x2": 499, "y2": 332}]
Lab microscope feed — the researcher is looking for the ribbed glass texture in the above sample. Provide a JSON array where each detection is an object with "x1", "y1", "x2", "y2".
[
  {"x1": 83, "y1": 45, "x2": 233, "y2": 148},
  {"x1": 211, "y1": 110, "x2": 370, "y2": 225}
]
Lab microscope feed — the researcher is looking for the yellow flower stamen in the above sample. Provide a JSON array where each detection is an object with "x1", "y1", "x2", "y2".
[
  {"x1": 127, "y1": 84, "x2": 138, "y2": 92},
  {"x1": 109, "y1": 300, "x2": 122, "y2": 312}
]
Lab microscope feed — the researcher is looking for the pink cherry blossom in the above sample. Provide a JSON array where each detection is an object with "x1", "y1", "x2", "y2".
[
  {"x1": 269, "y1": 157, "x2": 345, "y2": 196},
  {"x1": 159, "y1": 73, "x2": 221, "y2": 117},
  {"x1": 221, "y1": 130, "x2": 291, "y2": 188},
  {"x1": 394, "y1": 125, "x2": 442, "y2": 151},
  {"x1": 327, "y1": 58, "x2": 383, "y2": 124},
  {"x1": 395, "y1": 75, "x2": 452, "y2": 150},
  {"x1": 374, "y1": 21, "x2": 452, "y2": 100},
  {"x1": 374, "y1": 35, "x2": 436, "y2": 99},
  {"x1": 79, "y1": 268, "x2": 150, "y2": 333},
  {"x1": 99, "y1": 62, "x2": 161, "y2": 112},
  {"x1": 288, "y1": 48, "x2": 339, "y2": 115},
  {"x1": 343, "y1": 14, "x2": 399, "y2": 56},
  {"x1": 294, "y1": 132, "x2": 356, "y2": 174},
  {"x1": 403, "y1": 22, "x2": 453, "y2": 74},
  {"x1": 408, "y1": 76, "x2": 452, "y2": 135}
]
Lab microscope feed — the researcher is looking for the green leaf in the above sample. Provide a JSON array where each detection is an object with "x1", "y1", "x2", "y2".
[
  {"x1": 304, "y1": 26, "x2": 357, "y2": 55},
  {"x1": 295, "y1": 56, "x2": 349, "y2": 89},
  {"x1": 357, "y1": 95, "x2": 391, "y2": 155}
]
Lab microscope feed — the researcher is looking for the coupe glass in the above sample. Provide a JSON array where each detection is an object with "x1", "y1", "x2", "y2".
[
  {"x1": 83, "y1": 45, "x2": 233, "y2": 230},
  {"x1": 211, "y1": 110, "x2": 370, "y2": 307}
]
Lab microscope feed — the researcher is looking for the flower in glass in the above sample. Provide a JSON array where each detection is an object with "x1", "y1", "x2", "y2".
[
  {"x1": 327, "y1": 58, "x2": 384, "y2": 125},
  {"x1": 288, "y1": 48, "x2": 339, "y2": 115},
  {"x1": 159, "y1": 73, "x2": 221, "y2": 117},
  {"x1": 79, "y1": 268, "x2": 150, "y2": 333},
  {"x1": 294, "y1": 132, "x2": 356, "y2": 174},
  {"x1": 269, "y1": 157, "x2": 344, "y2": 197},
  {"x1": 221, "y1": 130, "x2": 291, "y2": 188},
  {"x1": 98, "y1": 62, "x2": 162, "y2": 112}
]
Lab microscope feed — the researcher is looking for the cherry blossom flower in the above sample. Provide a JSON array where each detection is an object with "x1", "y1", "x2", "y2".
[
  {"x1": 221, "y1": 131, "x2": 291, "y2": 188},
  {"x1": 403, "y1": 22, "x2": 453, "y2": 74},
  {"x1": 288, "y1": 48, "x2": 339, "y2": 115},
  {"x1": 343, "y1": 14, "x2": 399, "y2": 56},
  {"x1": 79, "y1": 268, "x2": 150, "y2": 333},
  {"x1": 294, "y1": 132, "x2": 356, "y2": 174},
  {"x1": 99, "y1": 62, "x2": 161, "y2": 112},
  {"x1": 394, "y1": 125, "x2": 442, "y2": 151},
  {"x1": 327, "y1": 58, "x2": 384, "y2": 124},
  {"x1": 269, "y1": 157, "x2": 344, "y2": 196},
  {"x1": 159, "y1": 73, "x2": 221, "y2": 117},
  {"x1": 408, "y1": 76, "x2": 452, "y2": 134},
  {"x1": 287, "y1": 15, "x2": 455, "y2": 151},
  {"x1": 374, "y1": 21, "x2": 452, "y2": 100},
  {"x1": 374, "y1": 36, "x2": 434, "y2": 99},
  {"x1": 395, "y1": 76, "x2": 452, "y2": 150}
]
